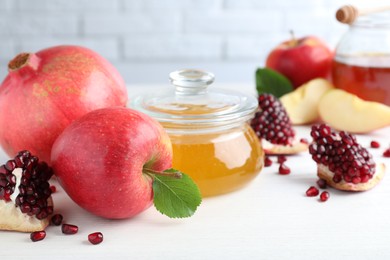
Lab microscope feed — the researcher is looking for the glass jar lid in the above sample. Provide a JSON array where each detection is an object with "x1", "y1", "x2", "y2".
[{"x1": 131, "y1": 69, "x2": 258, "y2": 134}]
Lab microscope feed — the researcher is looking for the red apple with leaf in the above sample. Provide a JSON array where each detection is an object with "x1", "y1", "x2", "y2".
[
  {"x1": 265, "y1": 32, "x2": 333, "y2": 88},
  {"x1": 51, "y1": 107, "x2": 201, "y2": 219}
]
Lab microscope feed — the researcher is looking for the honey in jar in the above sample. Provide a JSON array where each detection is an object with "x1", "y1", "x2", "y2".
[
  {"x1": 332, "y1": 55, "x2": 390, "y2": 106},
  {"x1": 332, "y1": 12, "x2": 390, "y2": 106},
  {"x1": 132, "y1": 69, "x2": 264, "y2": 197}
]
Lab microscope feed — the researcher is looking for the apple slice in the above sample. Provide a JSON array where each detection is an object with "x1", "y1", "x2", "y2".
[
  {"x1": 318, "y1": 89, "x2": 390, "y2": 133},
  {"x1": 280, "y1": 78, "x2": 334, "y2": 125}
]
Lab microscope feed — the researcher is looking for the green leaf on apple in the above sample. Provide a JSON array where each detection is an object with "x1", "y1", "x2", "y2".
[
  {"x1": 255, "y1": 68, "x2": 293, "y2": 98},
  {"x1": 152, "y1": 169, "x2": 202, "y2": 218}
]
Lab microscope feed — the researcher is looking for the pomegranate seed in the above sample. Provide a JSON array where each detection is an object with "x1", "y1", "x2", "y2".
[
  {"x1": 278, "y1": 164, "x2": 290, "y2": 175},
  {"x1": 277, "y1": 155, "x2": 287, "y2": 164},
  {"x1": 264, "y1": 156, "x2": 272, "y2": 167},
  {"x1": 50, "y1": 185, "x2": 57, "y2": 193},
  {"x1": 300, "y1": 138, "x2": 309, "y2": 144},
  {"x1": 320, "y1": 191, "x2": 330, "y2": 202},
  {"x1": 306, "y1": 186, "x2": 319, "y2": 197},
  {"x1": 30, "y1": 231, "x2": 46, "y2": 242},
  {"x1": 62, "y1": 224, "x2": 78, "y2": 234},
  {"x1": 316, "y1": 179, "x2": 327, "y2": 189},
  {"x1": 51, "y1": 214, "x2": 63, "y2": 226},
  {"x1": 88, "y1": 232, "x2": 103, "y2": 245},
  {"x1": 383, "y1": 148, "x2": 390, "y2": 158},
  {"x1": 370, "y1": 141, "x2": 380, "y2": 148}
]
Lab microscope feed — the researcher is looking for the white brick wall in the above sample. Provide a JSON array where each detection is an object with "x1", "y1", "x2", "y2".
[{"x1": 0, "y1": 0, "x2": 388, "y2": 84}]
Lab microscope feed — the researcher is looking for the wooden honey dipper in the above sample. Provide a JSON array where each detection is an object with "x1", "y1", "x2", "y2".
[{"x1": 336, "y1": 5, "x2": 390, "y2": 24}]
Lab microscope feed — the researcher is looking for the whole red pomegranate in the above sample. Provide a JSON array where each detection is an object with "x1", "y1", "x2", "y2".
[{"x1": 0, "y1": 45, "x2": 127, "y2": 163}]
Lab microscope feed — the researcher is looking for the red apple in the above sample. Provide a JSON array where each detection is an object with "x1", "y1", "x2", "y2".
[
  {"x1": 50, "y1": 107, "x2": 173, "y2": 219},
  {"x1": 266, "y1": 35, "x2": 333, "y2": 88}
]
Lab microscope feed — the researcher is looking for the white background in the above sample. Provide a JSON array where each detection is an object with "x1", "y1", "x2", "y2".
[{"x1": 0, "y1": 0, "x2": 389, "y2": 84}]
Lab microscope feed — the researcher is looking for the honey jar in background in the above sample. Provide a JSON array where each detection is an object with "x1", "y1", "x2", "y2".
[
  {"x1": 332, "y1": 11, "x2": 390, "y2": 106},
  {"x1": 131, "y1": 69, "x2": 264, "y2": 197}
]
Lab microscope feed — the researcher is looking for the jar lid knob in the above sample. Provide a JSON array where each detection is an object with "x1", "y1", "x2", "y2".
[{"x1": 169, "y1": 69, "x2": 214, "y2": 95}]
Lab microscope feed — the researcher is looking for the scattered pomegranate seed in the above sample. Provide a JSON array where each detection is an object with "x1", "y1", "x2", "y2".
[
  {"x1": 306, "y1": 186, "x2": 319, "y2": 197},
  {"x1": 88, "y1": 232, "x2": 104, "y2": 245},
  {"x1": 62, "y1": 224, "x2": 78, "y2": 235},
  {"x1": 264, "y1": 156, "x2": 272, "y2": 167},
  {"x1": 383, "y1": 148, "x2": 390, "y2": 158},
  {"x1": 51, "y1": 214, "x2": 63, "y2": 226},
  {"x1": 50, "y1": 185, "x2": 57, "y2": 193},
  {"x1": 277, "y1": 155, "x2": 287, "y2": 164},
  {"x1": 30, "y1": 231, "x2": 46, "y2": 242},
  {"x1": 370, "y1": 141, "x2": 380, "y2": 148},
  {"x1": 320, "y1": 191, "x2": 330, "y2": 202},
  {"x1": 316, "y1": 179, "x2": 327, "y2": 189},
  {"x1": 278, "y1": 164, "x2": 290, "y2": 175},
  {"x1": 300, "y1": 138, "x2": 309, "y2": 144}
]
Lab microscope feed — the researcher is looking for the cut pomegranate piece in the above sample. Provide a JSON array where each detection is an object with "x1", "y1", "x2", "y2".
[
  {"x1": 30, "y1": 230, "x2": 46, "y2": 242},
  {"x1": 0, "y1": 150, "x2": 53, "y2": 232},
  {"x1": 319, "y1": 191, "x2": 330, "y2": 202},
  {"x1": 88, "y1": 232, "x2": 103, "y2": 245},
  {"x1": 62, "y1": 224, "x2": 78, "y2": 234},
  {"x1": 309, "y1": 124, "x2": 385, "y2": 191},
  {"x1": 250, "y1": 93, "x2": 308, "y2": 155},
  {"x1": 306, "y1": 186, "x2": 319, "y2": 197}
]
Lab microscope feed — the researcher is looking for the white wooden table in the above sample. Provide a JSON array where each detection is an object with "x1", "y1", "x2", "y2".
[{"x1": 1, "y1": 84, "x2": 389, "y2": 260}]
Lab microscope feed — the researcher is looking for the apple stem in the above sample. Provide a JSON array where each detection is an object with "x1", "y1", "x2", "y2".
[
  {"x1": 289, "y1": 30, "x2": 298, "y2": 47},
  {"x1": 143, "y1": 168, "x2": 183, "y2": 179}
]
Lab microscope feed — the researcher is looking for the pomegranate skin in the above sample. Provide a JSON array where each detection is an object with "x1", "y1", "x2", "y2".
[
  {"x1": 0, "y1": 45, "x2": 127, "y2": 164},
  {"x1": 51, "y1": 107, "x2": 173, "y2": 219}
]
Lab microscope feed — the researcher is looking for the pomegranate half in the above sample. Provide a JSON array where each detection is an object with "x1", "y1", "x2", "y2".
[{"x1": 0, "y1": 45, "x2": 127, "y2": 163}]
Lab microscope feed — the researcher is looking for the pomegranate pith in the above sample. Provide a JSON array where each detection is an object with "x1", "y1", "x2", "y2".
[
  {"x1": 88, "y1": 232, "x2": 104, "y2": 245},
  {"x1": 30, "y1": 231, "x2": 46, "y2": 242}
]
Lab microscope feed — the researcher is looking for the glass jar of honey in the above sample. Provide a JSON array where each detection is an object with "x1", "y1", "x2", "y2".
[
  {"x1": 332, "y1": 11, "x2": 390, "y2": 106},
  {"x1": 132, "y1": 69, "x2": 264, "y2": 197}
]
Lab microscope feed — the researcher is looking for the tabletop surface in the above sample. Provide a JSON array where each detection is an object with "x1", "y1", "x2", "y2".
[{"x1": 0, "y1": 84, "x2": 389, "y2": 260}]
